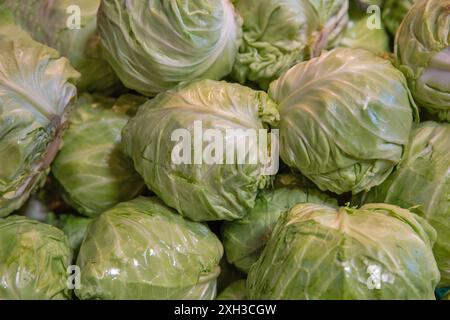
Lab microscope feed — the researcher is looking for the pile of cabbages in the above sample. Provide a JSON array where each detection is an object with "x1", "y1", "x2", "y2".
[{"x1": 0, "y1": 0, "x2": 448, "y2": 300}]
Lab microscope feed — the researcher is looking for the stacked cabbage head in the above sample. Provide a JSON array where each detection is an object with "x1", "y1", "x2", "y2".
[
  {"x1": 122, "y1": 80, "x2": 279, "y2": 221},
  {"x1": 75, "y1": 197, "x2": 223, "y2": 299},
  {"x1": 363, "y1": 122, "x2": 450, "y2": 287},
  {"x1": 97, "y1": 0, "x2": 242, "y2": 96},
  {"x1": 52, "y1": 94, "x2": 145, "y2": 217},
  {"x1": 232, "y1": 0, "x2": 349, "y2": 88},
  {"x1": 222, "y1": 182, "x2": 338, "y2": 273},
  {"x1": 2, "y1": 0, "x2": 121, "y2": 93},
  {"x1": 0, "y1": 216, "x2": 72, "y2": 299},
  {"x1": 269, "y1": 48, "x2": 418, "y2": 194},
  {"x1": 395, "y1": 0, "x2": 450, "y2": 122},
  {"x1": 0, "y1": 10, "x2": 78, "y2": 217},
  {"x1": 248, "y1": 203, "x2": 440, "y2": 299}
]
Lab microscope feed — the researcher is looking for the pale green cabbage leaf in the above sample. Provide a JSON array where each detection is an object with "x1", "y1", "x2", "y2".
[
  {"x1": 52, "y1": 94, "x2": 145, "y2": 217},
  {"x1": 223, "y1": 182, "x2": 338, "y2": 273},
  {"x1": 395, "y1": 0, "x2": 450, "y2": 122},
  {"x1": 232, "y1": 0, "x2": 349, "y2": 89},
  {"x1": 122, "y1": 80, "x2": 279, "y2": 221},
  {"x1": 248, "y1": 203, "x2": 440, "y2": 299},
  {"x1": 269, "y1": 48, "x2": 418, "y2": 194},
  {"x1": 97, "y1": 0, "x2": 242, "y2": 96},
  {"x1": 0, "y1": 10, "x2": 79, "y2": 217},
  {"x1": 2, "y1": 0, "x2": 122, "y2": 93},
  {"x1": 362, "y1": 122, "x2": 450, "y2": 287},
  {"x1": 0, "y1": 216, "x2": 72, "y2": 299},
  {"x1": 75, "y1": 197, "x2": 223, "y2": 300}
]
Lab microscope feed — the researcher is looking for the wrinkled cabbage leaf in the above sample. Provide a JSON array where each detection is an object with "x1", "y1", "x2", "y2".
[
  {"x1": 52, "y1": 94, "x2": 145, "y2": 217},
  {"x1": 122, "y1": 80, "x2": 279, "y2": 221},
  {"x1": 0, "y1": 216, "x2": 72, "y2": 299},
  {"x1": 363, "y1": 122, "x2": 450, "y2": 286},
  {"x1": 248, "y1": 203, "x2": 440, "y2": 299},
  {"x1": 269, "y1": 48, "x2": 418, "y2": 194},
  {"x1": 75, "y1": 197, "x2": 223, "y2": 300}
]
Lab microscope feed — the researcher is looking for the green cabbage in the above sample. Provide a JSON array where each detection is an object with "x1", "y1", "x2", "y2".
[
  {"x1": 0, "y1": 11, "x2": 79, "y2": 217},
  {"x1": 232, "y1": 0, "x2": 349, "y2": 88},
  {"x1": 0, "y1": 216, "x2": 72, "y2": 299},
  {"x1": 97, "y1": 0, "x2": 242, "y2": 96},
  {"x1": 248, "y1": 203, "x2": 440, "y2": 299},
  {"x1": 269, "y1": 48, "x2": 418, "y2": 194},
  {"x1": 216, "y1": 280, "x2": 247, "y2": 300},
  {"x1": 75, "y1": 197, "x2": 223, "y2": 300},
  {"x1": 122, "y1": 80, "x2": 279, "y2": 221},
  {"x1": 362, "y1": 122, "x2": 450, "y2": 286},
  {"x1": 395, "y1": 0, "x2": 450, "y2": 122},
  {"x1": 51, "y1": 94, "x2": 145, "y2": 217},
  {"x1": 222, "y1": 183, "x2": 338, "y2": 273},
  {"x1": 2, "y1": 0, "x2": 122, "y2": 93}
]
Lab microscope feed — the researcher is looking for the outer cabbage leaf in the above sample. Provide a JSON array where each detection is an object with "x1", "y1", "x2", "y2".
[
  {"x1": 395, "y1": 0, "x2": 450, "y2": 122},
  {"x1": 269, "y1": 48, "x2": 418, "y2": 194},
  {"x1": 3, "y1": 0, "x2": 122, "y2": 93},
  {"x1": 363, "y1": 122, "x2": 450, "y2": 286},
  {"x1": 75, "y1": 197, "x2": 223, "y2": 300},
  {"x1": 0, "y1": 12, "x2": 79, "y2": 217},
  {"x1": 0, "y1": 216, "x2": 72, "y2": 299},
  {"x1": 97, "y1": 0, "x2": 242, "y2": 96},
  {"x1": 232, "y1": 0, "x2": 349, "y2": 88},
  {"x1": 248, "y1": 203, "x2": 440, "y2": 299},
  {"x1": 51, "y1": 94, "x2": 145, "y2": 217},
  {"x1": 216, "y1": 280, "x2": 247, "y2": 300},
  {"x1": 340, "y1": 3, "x2": 389, "y2": 54},
  {"x1": 308, "y1": 0, "x2": 350, "y2": 48},
  {"x1": 122, "y1": 80, "x2": 279, "y2": 221},
  {"x1": 223, "y1": 184, "x2": 338, "y2": 273}
]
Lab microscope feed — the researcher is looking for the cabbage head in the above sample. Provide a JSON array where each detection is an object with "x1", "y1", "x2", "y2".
[
  {"x1": 232, "y1": 0, "x2": 349, "y2": 88},
  {"x1": 395, "y1": 0, "x2": 450, "y2": 122},
  {"x1": 75, "y1": 197, "x2": 223, "y2": 300},
  {"x1": 363, "y1": 122, "x2": 450, "y2": 287},
  {"x1": 51, "y1": 94, "x2": 145, "y2": 217},
  {"x1": 269, "y1": 48, "x2": 418, "y2": 194},
  {"x1": 222, "y1": 183, "x2": 338, "y2": 273},
  {"x1": 382, "y1": 0, "x2": 416, "y2": 36},
  {"x1": 2, "y1": 0, "x2": 121, "y2": 93},
  {"x1": 0, "y1": 216, "x2": 72, "y2": 299},
  {"x1": 0, "y1": 11, "x2": 79, "y2": 217},
  {"x1": 217, "y1": 280, "x2": 247, "y2": 300},
  {"x1": 247, "y1": 203, "x2": 440, "y2": 299},
  {"x1": 339, "y1": 3, "x2": 389, "y2": 54},
  {"x1": 122, "y1": 80, "x2": 279, "y2": 221},
  {"x1": 97, "y1": 0, "x2": 242, "y2": 96}
]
